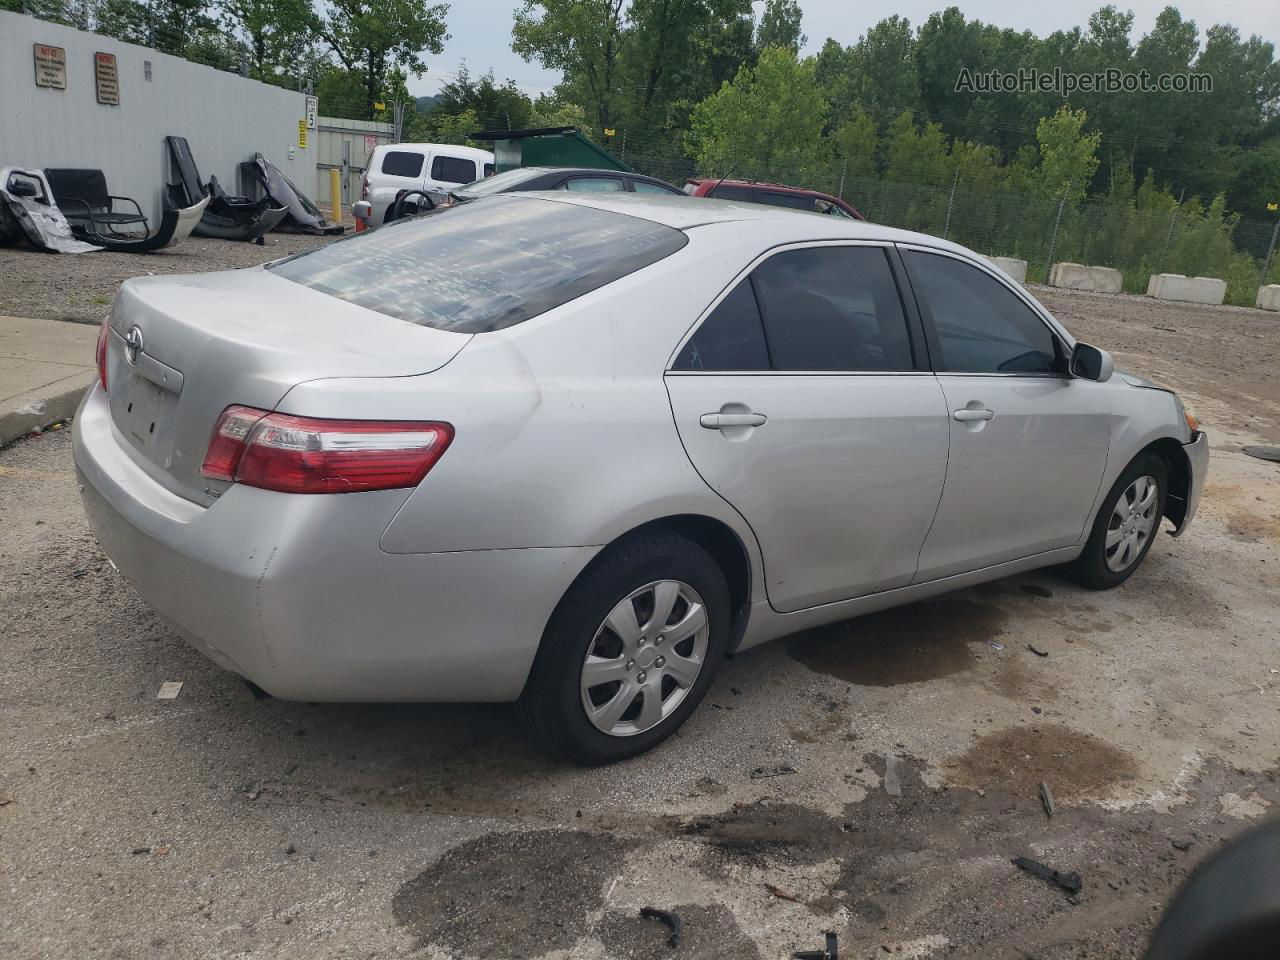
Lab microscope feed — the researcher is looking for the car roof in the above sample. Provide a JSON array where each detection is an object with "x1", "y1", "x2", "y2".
[
  {"x1": 687, "y1": 178, "x2": 830, "y2": 197},
  {"x1": 378, "y1": 142, "x2": 494, "y2": 161},
  {"x1": 510, "y1": 191, "x2": 970, "y2": 252}
]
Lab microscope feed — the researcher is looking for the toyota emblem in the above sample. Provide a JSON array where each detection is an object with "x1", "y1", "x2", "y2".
[{"x1": 124, "y1": 326, "x2": 144, "y2": 364}]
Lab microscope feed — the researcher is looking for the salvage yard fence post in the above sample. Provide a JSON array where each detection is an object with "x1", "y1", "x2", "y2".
[
  {"x1": 943, "y1": 169, "x2": 959, "y2": 240},
  {"x1": 1044, "y1": 190, "x2": 1067, "y2": 283},
  {"x1": 1262, "y1": 218, "x2": 1280, "y2": 287}
]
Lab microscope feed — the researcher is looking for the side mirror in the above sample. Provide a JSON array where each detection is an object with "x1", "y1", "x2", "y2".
[
  {"x1": 1071, "y1": 342, "x2": 1113, "y2": 382},
  {"x1": 352, "y1": 200, "x2": 372, "y2": 221}
]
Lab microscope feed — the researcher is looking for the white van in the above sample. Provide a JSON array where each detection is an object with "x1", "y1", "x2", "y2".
[{"x1": 357, "y1": 142, "x2": 495, "y2": 227}]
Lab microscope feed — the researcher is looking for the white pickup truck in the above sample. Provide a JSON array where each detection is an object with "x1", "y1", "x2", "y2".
[{"x1": 354, "y1": 142, "x2": 494, "y2": 230}]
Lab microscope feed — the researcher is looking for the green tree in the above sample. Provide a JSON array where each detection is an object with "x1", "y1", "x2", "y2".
[
  {"x1": 313, "y1": 0, "x2": 449, "y2": 117},
  {"x1": 1035, "y1": 107, "x2": 1102, "y2": 204},
  {"x1": 434, "y1": 63, "x2": 533, "y2": 129},
  {"x1": 686, "y1": 46, "x2": 828, "y2": 183},
  {"x1": 830, "y1": 105, "x2": 877, "y2": 181},
  {"x1": 217, "y1": 0, "x2": 315, "y2": 84},
  {"x1": 512, "y1": 0, "x2": 627, "y2": 137},
  {"x1": 755, "y1": 0, "x2": 804, "y2": 54}
]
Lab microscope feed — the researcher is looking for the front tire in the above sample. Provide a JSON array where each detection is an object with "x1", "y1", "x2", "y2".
[
  {"x1": 518, "y1": 531, "x2": 730, "y2": 765},
  {"x1": 1071, "y1": 452, "x2": 1168, "y2": 589}
]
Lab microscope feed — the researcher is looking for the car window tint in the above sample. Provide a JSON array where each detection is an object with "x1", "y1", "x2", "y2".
[
  {"x1": 673, "y1": 280, "x2": 769, "y2": 371},
  {"x1": 380, "y1": 151, "x2": 423, "y2": 177},
  {"x1": 761, "y1": 191, "x2": 815, "y2": 210},
  {"x1": 562, "y1": 177, "x2": 626, "y2": 192},
  {"x1": 431, "y1": 155, "x2": 477, "y2": 184},
  {"x1": 905, "y1": 251, "x2": 1060, "y2": 374},
  {"x1": 707, "y1": 185, "x2": 764, "y2": 204},
  {"x1": 633, "y1": 180, "x2": 678, "y2": 195},
  {"x1": 269, "y1": 196, "x2": 688, "y2": 333},
  {"x1": 753, "y1": 247, "x2": 914, "y2": 372}
]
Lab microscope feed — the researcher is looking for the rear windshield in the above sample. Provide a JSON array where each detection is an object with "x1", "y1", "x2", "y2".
[{"x1": 268, "y1": 196, "x2": 688, "y2": 333}]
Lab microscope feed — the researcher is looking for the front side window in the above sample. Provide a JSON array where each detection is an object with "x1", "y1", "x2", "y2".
[
  {"x1": 904, "y1": 251, "x2": 1061, "y2": 374},
  {"x1": 753, "y1": 247, "x2": 914, "y2": 371},
  {"x1": 380, "y1": 151, "x2": 424, "y2": 178},
  {"x1": 430, "y1": 156, "x2": 477, "y2": 184},
  {"x1": 673, "y1": 280, "x2": 769, "y2": 371},
  {"x1": 269, "y1": 196, "x2": 688, "y2": 333}
]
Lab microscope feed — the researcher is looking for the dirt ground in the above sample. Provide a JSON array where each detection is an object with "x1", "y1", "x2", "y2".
[{"x1": 1, "y1": 265, "x2": 1278, "y2": 959}]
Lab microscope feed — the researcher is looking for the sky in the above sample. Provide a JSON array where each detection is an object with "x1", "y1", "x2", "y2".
[{"x1": 408, "y1": 0, "x2": 1280, "y2": 99}]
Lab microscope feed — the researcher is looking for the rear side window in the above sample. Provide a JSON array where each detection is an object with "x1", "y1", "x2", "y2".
[
  {"x1": 673, "y1": 280, "x2": 769, "y2": 370},
  {"x1": 380, "y1": 151, "x2": 424, "y2": 177},
  {"x1": 431, "y1": 155, "x2": 477, "y2": 184},
  {"x1": 904, "y1": 251, "x2": 1060, "y2": 374},
  {"x1": 633, "y1": 180, "x2": 679, "y2": 195},
  {"x1": 269, "y1": 196, "x2": 688, "y2": 333},
  {"x1": 753, "y1": 247, "x2": 914, "y2": 371}
]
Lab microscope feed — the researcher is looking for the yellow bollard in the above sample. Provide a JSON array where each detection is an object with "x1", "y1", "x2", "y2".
[{"x1": 329, "y1": 168, "x2": 343, "y2": 225}]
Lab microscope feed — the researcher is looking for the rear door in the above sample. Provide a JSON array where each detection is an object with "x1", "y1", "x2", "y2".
[
  {"x1": 665, "y1": 243, "x2": 950, "y2": 613},
  {"x1": 375, "y1": 148, "x2": 429, "y2": 195},
  {"x1": 425, "y1": 153, "x2": 479, "y2": 192},
  {"x1": 901, "y1": 246, "x2": 1112, "y2": 581}
]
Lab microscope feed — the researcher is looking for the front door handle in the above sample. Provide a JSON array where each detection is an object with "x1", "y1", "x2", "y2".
[
  {"x1": 953, "y1": 407, "x2": 994, "y2": 422},
  {"x1": 701, "y1": 412, "x2": 768, "y2": 430},
  {"x1": 700, "y1": 412, "x2": 767, "y2": 429}
]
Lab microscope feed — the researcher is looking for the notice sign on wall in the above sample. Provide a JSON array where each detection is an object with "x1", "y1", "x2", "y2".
[
  {"x1": 33, "y1": 44, "x2": 67, "y2": 89},
  {"x1": 297, "y1": 120, "x2": 308, "y2": 149},
  {"x1": 94, "y1": 52, "x2": 120, "y2": 105}
]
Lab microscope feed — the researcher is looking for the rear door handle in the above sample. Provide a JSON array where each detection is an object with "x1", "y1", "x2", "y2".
[
  {"x1": 953, "y1": 408, "x2": 994, "y2": 422},
  {"x1": 700, "y1": 412, "x2": 767, "y2": 429}
]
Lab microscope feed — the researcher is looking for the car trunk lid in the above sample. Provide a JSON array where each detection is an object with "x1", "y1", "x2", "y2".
[{"x1": 103, "y1": 266, "x2": 471, "y2": 505}]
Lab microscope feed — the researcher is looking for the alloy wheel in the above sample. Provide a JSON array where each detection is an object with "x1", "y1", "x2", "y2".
[
  {"x1": 1105, "y1": 474, "x2": 1160, "y2": 572},
  {"x1": 579, "y1": 579, "x2": 710, "y2": 737}
]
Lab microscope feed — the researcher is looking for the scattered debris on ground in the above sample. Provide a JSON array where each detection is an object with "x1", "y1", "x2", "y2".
[
  {"x1": 639, "y1": 906, "x2": 682, "y2": 947},
  {"x1": 1012, "y1": 855, "x2": 1083, "y2": 894}
]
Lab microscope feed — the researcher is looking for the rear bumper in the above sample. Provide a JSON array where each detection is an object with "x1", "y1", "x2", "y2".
[
  {"x1": 72, "y1": 385, "x2": 596, "y2": 701},
  {"x1": 1171, "y1": 430, "x2": 1209, "y2": 536}
]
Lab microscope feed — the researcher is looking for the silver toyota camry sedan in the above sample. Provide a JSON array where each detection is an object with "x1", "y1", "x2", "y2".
[{"x1": 74, "y1": 193, "x2": 1208, "y2": 763}]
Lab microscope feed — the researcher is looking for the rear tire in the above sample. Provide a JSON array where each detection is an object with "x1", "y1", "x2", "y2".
[
  {"x1": 518, "y1": 531, "x2": 730, "y2": 765},
  {"x1": 1071, "y1": 452, "x2": 1168, "y2": 590}
]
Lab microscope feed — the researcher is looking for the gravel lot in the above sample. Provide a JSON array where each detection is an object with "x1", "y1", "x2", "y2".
[
  {"x1": 0, "y1": 235, "x2": 330, "y2": 323},
  {"x1": 1, "y1": 264, "x2": 1278, "y2": 959}
]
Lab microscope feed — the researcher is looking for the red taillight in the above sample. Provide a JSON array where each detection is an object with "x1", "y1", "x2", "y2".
[
  {"x1": 201, "y1": 406, "x2": 453, "y2": 494},
  {"x1": 96, "y1": 321, "x2": 111, "y2": 392}
]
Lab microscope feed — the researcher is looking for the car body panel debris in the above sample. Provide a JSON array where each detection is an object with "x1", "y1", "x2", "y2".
[
  {"x1": 1012, "y1": 856, "x2": 1082, "y2": 894},
  {"x1": 0, "y1": 167, "x2": 100, "y2": 253},
  {"x1": 792, "y1": 931, "x2": 838, "y2": 959},
  {"x1": 1040, "y1": 781, "x2": 1056, "y2": 817},
  {"x1": 750, "y1": 765, "x2": 797, "y2": 780},
  {"x1": 156, "y1": 681, "x2": 183, "y2": 700}
]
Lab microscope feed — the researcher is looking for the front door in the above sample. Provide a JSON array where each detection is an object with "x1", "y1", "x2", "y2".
[
  {"x1": 901, "y1": 247, "x2": 1113, "y2": 581},
  {"x1": 665, "y1": 244, "x2": 951, "y2": 613}
]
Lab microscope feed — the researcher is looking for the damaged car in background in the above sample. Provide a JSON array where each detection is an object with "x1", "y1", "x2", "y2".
[{"x1": 73, "y1": 192, "x2": 1207, "y2": 764}]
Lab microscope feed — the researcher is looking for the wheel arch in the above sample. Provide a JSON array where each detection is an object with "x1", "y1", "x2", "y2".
[
  {"x1": 1141, "y1": 436, "x2": 1192, "y2": 530},
  {"x1": 548, "y1": 514, "x2": 756, "y2": 658}
]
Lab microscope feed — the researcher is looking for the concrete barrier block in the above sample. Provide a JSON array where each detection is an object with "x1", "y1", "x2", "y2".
[
  {"x1": 1049, "y1": 262, "x2": 1123, "y2": 294},
  {"x1": 985, "y1": 256, "x2": 1028, "y2": 284},
  {"x1": 1146, "y1": 273, "x2": 1227, "y2": 305},
  {"x1": 1257, "y1": 285, "x2": 1280, "y2": 312}
]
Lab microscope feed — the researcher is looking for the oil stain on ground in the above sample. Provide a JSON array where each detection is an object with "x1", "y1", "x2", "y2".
[
  {"x1": 784, "y1": 595, "x2": 1009, "y2": 686},
  {"x1": 950, "y1": 724, "x2": 1138, "y2": 799},
  {"x1": 392, "y1": 828, "x2": 630, "y2": 957}
]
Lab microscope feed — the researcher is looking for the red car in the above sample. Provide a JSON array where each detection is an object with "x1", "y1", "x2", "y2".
[{"x1": 684, "y1": 178, "x2": 864, "y2": 220}]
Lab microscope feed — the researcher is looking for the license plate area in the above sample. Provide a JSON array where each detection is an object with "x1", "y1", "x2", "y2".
[{"x1": 115, "y1": 372, "x2": 180, "y2": 460}]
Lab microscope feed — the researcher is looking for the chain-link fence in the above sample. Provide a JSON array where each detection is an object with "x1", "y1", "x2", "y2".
[{"x1": 443, "y1": 110, "x2": 1280, "y2": 308}]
